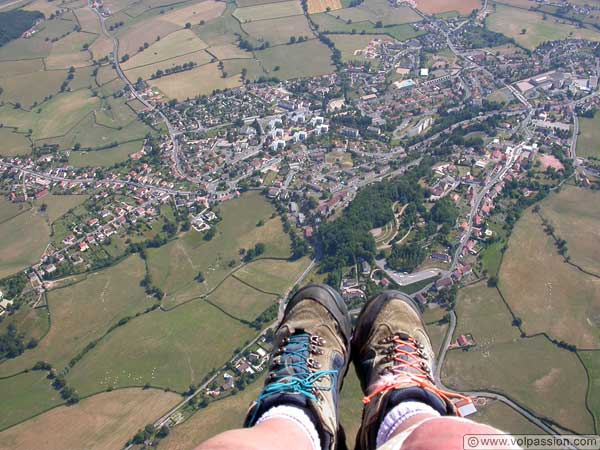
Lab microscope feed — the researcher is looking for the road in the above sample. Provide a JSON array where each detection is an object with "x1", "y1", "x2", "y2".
[
  {"x1": 90, "y1": 5, "x2": 195, "y2": 182},
  {"x1": 374, "y1": 260, "x2": 447, "y2": 287}
]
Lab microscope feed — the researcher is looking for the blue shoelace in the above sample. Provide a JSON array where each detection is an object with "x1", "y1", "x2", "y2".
[{"x1": 250, "y1": 333, "x2": 338, "y2": 423}]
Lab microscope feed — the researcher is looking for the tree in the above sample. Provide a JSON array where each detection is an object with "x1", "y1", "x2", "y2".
[
  {"x1": 375, "y1": 20, "x2": 383, "y2": 28},
  {"x1": 185, "y1": 22, "x2": 191, "y2": 29},
  {"x1": 520, "y1": 28, "x2": 527, "y2": 34},
  {"x1": 195, "y1": 271, "x2": 205, "y2": 283}
]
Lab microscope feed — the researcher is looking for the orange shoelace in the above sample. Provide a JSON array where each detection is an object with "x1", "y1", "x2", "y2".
[{"x1": 362, "y1": 335, "x2": 471, "y2": 416}]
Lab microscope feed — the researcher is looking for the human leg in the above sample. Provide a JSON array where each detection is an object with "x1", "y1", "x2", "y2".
[
  {"x1": 194, "y1": 284, "x2": 353, "y2": 450},
  {"x1": 352, "y1": 291, "x2": 511, "y2": 450}
]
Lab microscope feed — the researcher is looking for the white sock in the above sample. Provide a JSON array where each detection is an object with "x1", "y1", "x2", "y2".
[
  {"x1": 256, "y1": 405, "x2": 321, "y2": 450},
  {"x1": 376, "y1": 400, "x2": 440, "y2": 447}
]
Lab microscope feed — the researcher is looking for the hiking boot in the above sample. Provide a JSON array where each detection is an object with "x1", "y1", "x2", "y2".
[
  {"x1": 244, "y1": 284, "x2": 352, "y2": 450},
  {"x1": 352, "y1": 291, "x2": 465, "y2": 450}
]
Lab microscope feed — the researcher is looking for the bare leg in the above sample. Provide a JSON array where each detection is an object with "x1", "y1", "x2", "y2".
[
  {"x1": 381, "y1": 414, "x2": 506, "y2": 450},
  {"x1": 194, "y1": 418, "x2": 313, "y2": 450}
]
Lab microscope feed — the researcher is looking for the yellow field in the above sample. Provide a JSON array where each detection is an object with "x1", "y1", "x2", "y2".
[
  {"x1": 118, "y1": 18, "x2": 180, "y2": 57},
  {"x1": 0, "y1": 389, "x2": 180, "y2": 450},
  {"x1": 417, "y1": 0, "x2": 481, "y2": 15},
  {"x1": 149, "y1": 62, "x2": 242, "y2": 99},
  {"x1": 121, "y1": 29, "x2": 207, "y2": 70},
  {"x1": 125, "y1": 50, "x2": 213, "y2": 80},
  {"x1": 208, "y1": 43, "x2": 253, "y2": 60},
  {"x1": 233, "y1": 0, "x2": 304, "y2": 22},
  {"x1": 161, "y1": 0, "x2": 226, "y2": 26},
  {"x1": 307, "y1": 0, "x2": 342, "y2": 14}
]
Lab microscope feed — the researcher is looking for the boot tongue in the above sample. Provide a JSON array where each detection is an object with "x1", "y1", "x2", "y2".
[{"x1": 279, "y1": 341, "x2": 310, "y2": 377}]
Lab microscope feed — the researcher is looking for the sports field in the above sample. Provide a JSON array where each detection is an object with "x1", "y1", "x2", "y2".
[
  {"x1": 0, "y1": 388, "x2": 180, "y2": 450},
  {"x1": 442, "y1": 283, "x2": 594, "y2": 433},
  {"x1": 577, "y1": 113, "x2": 600, "y2": 158},
  {"x1": 500, "y1": 207, "x2": 600, "y2": 349},
  {"x1": 487, "y1": 4, "x2": 600, "y2": 49},
  {"x1": 0, "y1": 256, "x2": 149, "y2": 377}
]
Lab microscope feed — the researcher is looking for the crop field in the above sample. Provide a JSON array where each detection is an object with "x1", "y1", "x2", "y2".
[
  {"x1": 539, "y1": 186, "x2": 600, "y2": 274},
  {"x1": 121, "y1": 29, "x2": 208, "y2": 69},
  {"x1": 45, "y1": 32, "x2": 97, "y2": 69},
  {"x1": 255, "y1": 39, "x2": 335, "y2": 80},
  {"x1": 160, "y1": 0, "x2": 226, "y2": 26},
  {"x1": 0, "y1": 198, "x2": 23, "y2": 222},
  {"x1": 34, "y1": 89, "x2": 100, "y2": 139},
  {"x1": 0, "y1": 256, "x2": 149, "y2": 377},
  {"x1": 500, "y1": 208, "x2": 600, "y2": 349},
  {"x1": 73, "y1": 6, "x2": 102, "y2": 33},
  {"x1": 223, "y1": 58, "x2": 265, "y2": 80},
  {"x1": 487, "y1": 4, "x2": 600, "y2": 50},
  {"x1": 193, "y1": 0, "x2": 246, "y2": 45},
  {"x1": 66, "y1": 297, "x2": 257, "y2": 395},
  {"x1": 470, "y1": 399, "x2": 546, "y2": 434},
  {"x1": 147, "y1": 191, "x2": 291, "y2": 307},
  {"x1": 242, "y1": 15, "x2": 314, "y2": 45},
  {"x1": 0, "y1": 371, "x2": 63, "y2": 431},
  {"x1": 0, "y1": 207, "x2": 49, "y2": 279},
  {"x1": 151, "y1": 61, "x2": 242, "y2": 98},
  {"x1": 0, "y1": 59, "x2": 44, "y2": 77},
  {"x1": 234, "y1": 256, "x2": 312, "y2": 295},
  {"x1": 415, "y1": 0, "x2": 481, "y2": 15},
  {"x1": 233, "y1": 0, "x2": 303, "y2": 22},
  {"x1": 577, "y1": 112, "x2": 600, "y2": 158},
  {"x1": 22, "y1": 0, "x2": 61, "y2": 17},
  {"x1": 307, "y1": 0, "x2": 341, "y2": 14},
  {"x1": 442, "y1": 283, "x2": 594, "y2": 433},
  {"x1": 0, "y1": 388, "x2": 180, "y2": 450},
  {"x1": 0, "y1": 128, "x2": 31, "y2": 156},
  {"x1": 332, "y1": 0, "x2": 421, "y2": 26}
]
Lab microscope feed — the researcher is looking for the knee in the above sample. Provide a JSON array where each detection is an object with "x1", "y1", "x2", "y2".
[{"x1": 194, "y1": 429, "x2": 257, "y2": 450}]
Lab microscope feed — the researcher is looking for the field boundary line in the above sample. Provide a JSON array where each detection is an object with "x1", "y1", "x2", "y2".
[
  {"x1": 230, "y1": 272, "x2": 284, "y2": 296},
  {"x1": 122, "y1": 48, "x2": 210, "y2": 71}
]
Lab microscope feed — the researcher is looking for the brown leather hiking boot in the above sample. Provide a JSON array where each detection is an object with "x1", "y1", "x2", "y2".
[
  {"x1": 352, "y1": 291, "x2": 467, "y2": 450},
  {"x1": 244, "y1": 284, "x2": 352, "y2": 450}
]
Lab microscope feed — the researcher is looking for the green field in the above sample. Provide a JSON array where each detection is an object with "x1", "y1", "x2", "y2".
[
  {"x1": 207, "y1": 276, "x2": 277, "y2": 321},
  {"x1": 330, "y1": 34, "x2": 390, "y2": 62},
  {"x1": 0, "y1": 206, "x2": 49, "y2": 279},
  {"x1": 149, "y1": 62, "x2": 241, "y2": 99},
  {"x1": 233, "y1": 0, "x2": 303, "y2": 22},
  {"x1": 147, "y1": 191, "x2": 291, "y2": 307},
  {"x1": 580, "y1": 351, "x2": 600, "y2": 432},
  {"x1": 500, "y1": 207, "x2": 600, "y2": 349},
  {"x1": 471, "y1": 399, "x2": 546, "y2": 434},
  {"x1": 35, "y1": 194, "x2": 88, "y2": 223},
  {"x1": 330, "y1": 0, "x2": 420, "y2": 26},
  {"x1": 539, "y1": 186, "x2": 600, "y2": 275},
  {"x1": 0, "y1": 128, "x2": 31, "y2": 156},
  {"x1": 241, "y1": 15, "x2": 314, "y2": 45},
  {"x1": 233, "y1": 256, "x2": 311, "y2": 295},
  {"x1": 0, "y1": 371, "x2": 63, "y2": 431},
  {"x1": 255, "y1": 39, "x2": 335, "y2": 80},
  {"x1": 311, "y1": 12, "x2": 425, "y2": 40},
  {"x1": 487, "y1": 4, "x2": 600, "y2": 50},
  {"x1": 442, "y1": 282, "x2": 594, "y2": 433},
  {"x1": 577, "y1": 113, "x2": 600, "y2": 158},
  {"x1": 0, "y1": 256, "x2": 150, "y2": 376},
  {"x1": 68, "y1": 140, "x2": 144, "y2": 167},
  {"x1": 0, "y1": 388, "x2": 180, "y2": 449},
  {"x1": 66, "y1": 296, "x2": 257, "y2": 395}
]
